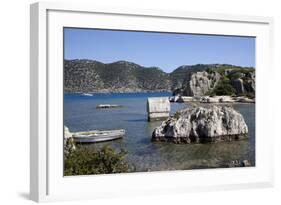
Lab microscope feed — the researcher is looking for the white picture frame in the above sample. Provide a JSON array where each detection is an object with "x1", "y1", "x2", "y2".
[{"x1": 30, "y1": 1, "x2": 274, "y2": 202}]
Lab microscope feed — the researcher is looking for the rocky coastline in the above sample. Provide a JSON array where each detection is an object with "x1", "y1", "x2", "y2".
[{"x1": 169, "y1": 95, "x2": 255, "y2": 104}]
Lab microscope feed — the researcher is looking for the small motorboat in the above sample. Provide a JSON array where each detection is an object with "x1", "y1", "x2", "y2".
[
  {"x1": 96, "y1": 104, "x2": 122, "y2": 109},
  {"x1": 72, "y1": 129, "x2": 125, "y2": 143},
  {"x1": 81, "y1": 93, "x2": 93, "y2": 96}
]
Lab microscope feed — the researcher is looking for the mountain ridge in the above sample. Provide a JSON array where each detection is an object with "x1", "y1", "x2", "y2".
[{"x1": 64, "y1": 59, "x2": 255, "y2": 94}]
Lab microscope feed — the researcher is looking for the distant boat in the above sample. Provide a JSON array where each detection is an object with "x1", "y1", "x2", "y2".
[
  {"x1": 81, "y1": 93, "x2": 93, "y2": 96},
  {"x1": 96, "y1": 104, "x2": 122, "y2": 109},
  {"x1": 72, "y1": 129, "x2": 125, "y2": 143}
]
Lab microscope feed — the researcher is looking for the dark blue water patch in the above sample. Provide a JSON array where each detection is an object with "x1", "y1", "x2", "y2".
[{"x1": 64, "y1": 92, "x2": 172, "y2": 100}]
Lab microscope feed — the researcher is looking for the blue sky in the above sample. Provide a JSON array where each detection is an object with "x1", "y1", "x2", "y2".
[{"x1": 64, "y1": 28, "x2": 255, "y2": 73}]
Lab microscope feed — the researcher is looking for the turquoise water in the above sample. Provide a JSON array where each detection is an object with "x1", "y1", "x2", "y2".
[{"x1": 64, "y1": 92, "x2": 255, "y2": 172}]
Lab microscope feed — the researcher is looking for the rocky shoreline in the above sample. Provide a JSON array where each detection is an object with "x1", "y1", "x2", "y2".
[{"x1": 169, "y1": 95, "x2": 255, "y2": 104}]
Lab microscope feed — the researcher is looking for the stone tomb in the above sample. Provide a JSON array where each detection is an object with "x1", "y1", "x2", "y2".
[{"x1": 147, "y1": 97, "x2": 170, "y2": 121}]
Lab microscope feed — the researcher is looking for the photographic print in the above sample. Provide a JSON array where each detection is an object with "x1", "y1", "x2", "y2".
[{"x1": 63, "y1": 28, "x2": 255, "y2": 176}]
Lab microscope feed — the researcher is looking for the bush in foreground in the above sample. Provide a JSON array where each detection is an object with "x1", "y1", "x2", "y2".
[{"x1": 64, "y1": 144, "x2": 129, "y2": 176}]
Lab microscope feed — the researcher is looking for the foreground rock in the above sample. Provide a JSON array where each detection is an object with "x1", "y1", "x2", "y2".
[{"x1": 152, "y1": 106, "x2": 248, "y2": 143}]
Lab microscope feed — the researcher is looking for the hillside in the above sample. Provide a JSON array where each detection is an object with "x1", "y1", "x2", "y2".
[
  {"x1": 64, "y1": 59, "x2": 255, "y2": 96},
  {"x1": 64, "y1": 60, "x2": 170, "y2": 93}
]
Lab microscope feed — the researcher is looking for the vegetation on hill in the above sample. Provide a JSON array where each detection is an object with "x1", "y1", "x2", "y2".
[
  {"x1": 206, "y1": 66, "x2": 255, "y2": 96},
  {"x1": 64, "y1": 60, "x2": 170, "y2": 93},
  {"x1": 208, "y1": 77, "x2": 236, "y2": 96}
]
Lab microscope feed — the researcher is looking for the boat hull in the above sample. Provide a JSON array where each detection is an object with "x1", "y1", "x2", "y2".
[{"x1": 72, "y1": 129, "x2": 125, "y2": 143}]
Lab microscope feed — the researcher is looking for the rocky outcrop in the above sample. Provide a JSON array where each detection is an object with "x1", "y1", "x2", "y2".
[
  {"x1": 64, "y1": 126, "x2": 72, "y2": 139},
  {"x1": 230, "y1": 77, "x2": 256, "y2": 95},
  {"x1": 244, "y1": 79, "x2": 255, "y2": 93},
  {"x1": 170, "y1": 64, "x2": 219, "y2": 91},
  {"x1": 152, "y1": 106, "x2": 248, "y2": 143},
  {"x1": 229, "y1": 70, "x2": 255, "y2": 95},
  {"x1": 64, "y1": 126, "x2": 76, "y2": 154},
  {"x1": 174, "y1": 67, "x2": 255, "y2": 97},
  {"x1": 183, "y1": 71, "x2": 221, "y2": 96},
  {"x1": 231, "y1": 78, "x2": 245, "y2": 94},
  {"x1": 244, "y1": 71, "x2": 255, "y2": 92}
]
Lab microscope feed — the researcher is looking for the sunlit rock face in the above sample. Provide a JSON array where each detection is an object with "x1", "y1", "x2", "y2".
[
  {"x1": 184, "y1": 71, "x2": 221, "y2": 96},
  {"x1": 152, "y1": 106, "x2": 248, "y2": 143}
]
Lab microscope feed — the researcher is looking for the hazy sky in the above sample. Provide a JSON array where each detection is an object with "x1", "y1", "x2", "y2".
[{"x1": 64, "y1": 28, "x2": 255, "y2": 73}]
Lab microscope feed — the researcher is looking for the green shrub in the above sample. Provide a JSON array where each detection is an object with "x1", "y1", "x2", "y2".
[
  {"x1": 64, "y1": 144, "x2": 129, "y2": 176},
  {"x1": 210, "y1": 78, "x2": 236, "y2": 96},
  {"x1": 216, "y1": 67, "x2": 226, "y2": 75},
  {"x1": 227, "y1": 71, "x2": 242, "y2": 79}
]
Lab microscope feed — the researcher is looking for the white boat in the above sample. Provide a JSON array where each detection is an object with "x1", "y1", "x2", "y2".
[
  {"x1": 96, "y1": 104, "x2": 122, "y2": 109},
  {"x1": 81, "y1": 93, "x2": 93, "y2": 96},
  {"x1": 72, "y1": 129, "x2": 125, "y2": 143}
]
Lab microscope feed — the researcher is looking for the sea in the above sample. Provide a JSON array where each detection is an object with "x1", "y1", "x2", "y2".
[{"x1": 64, "y1": 92, "x2": 255, "y2": 172}]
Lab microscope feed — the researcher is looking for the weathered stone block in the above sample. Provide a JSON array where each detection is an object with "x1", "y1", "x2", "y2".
[{"x1": 147, "y1": 97, "x2": 170, "y2": 121}]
